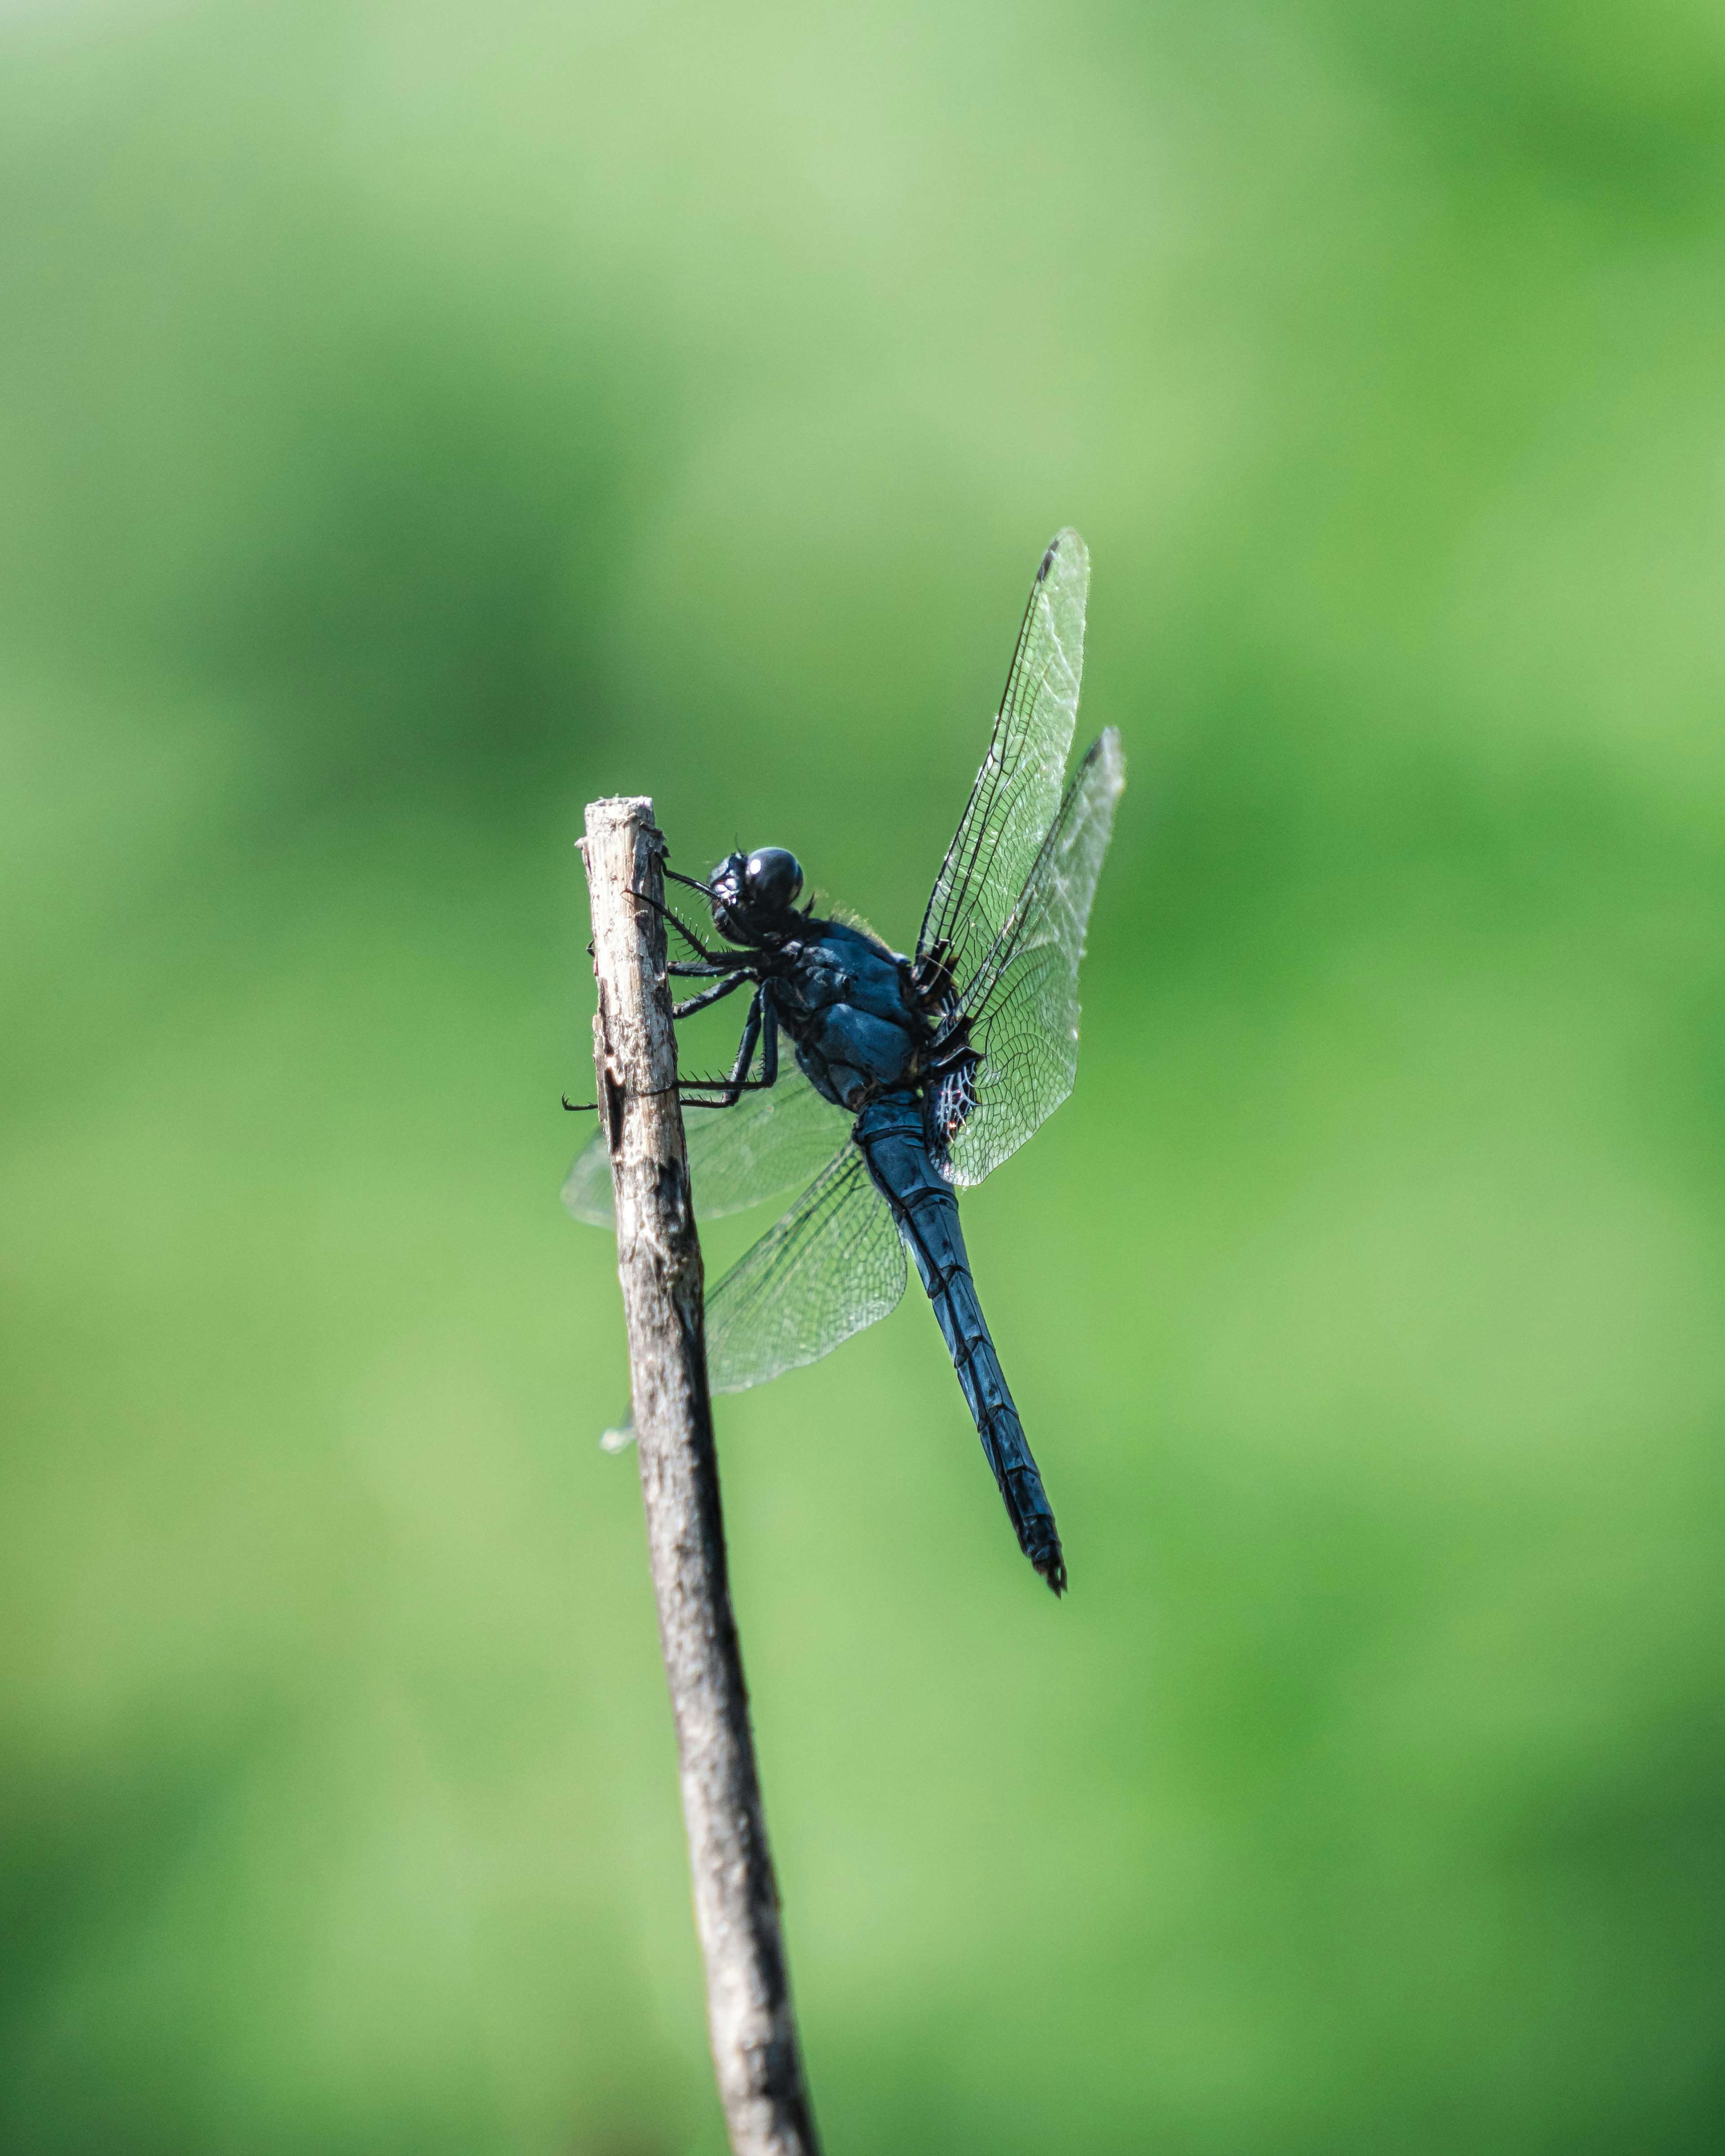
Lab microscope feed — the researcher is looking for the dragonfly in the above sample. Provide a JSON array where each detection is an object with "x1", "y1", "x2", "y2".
[{"x1": 565, "y1": 530, "x2": 1124, "y2": 1594}]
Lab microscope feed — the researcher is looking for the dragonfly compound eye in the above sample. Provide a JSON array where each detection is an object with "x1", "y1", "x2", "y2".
[{"x1": 744, "y1": 848, "x2": 803, "y2": 911}]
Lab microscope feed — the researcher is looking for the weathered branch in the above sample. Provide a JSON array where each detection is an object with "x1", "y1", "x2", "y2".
[{"x1": 581, "y1": 796, "x2": 821, "y2": 2156}]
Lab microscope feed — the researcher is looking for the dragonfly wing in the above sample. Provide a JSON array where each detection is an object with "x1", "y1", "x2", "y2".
[
  {"x1": 704, "y1": 1144, "x2": 908, "y2": 1393},
  {"x1": 562, "y1": 1060, "x2": 848, "y2": 1227},
  {"x1": 562, "y1": 1123, "x2": 617, "y2": 1226},
  {"x1": 682, "y1": 1060, "x2": 850, "y2": 1218},
  {"x1": 917, "y1": 530, "x2": 1089, "y2": 999},
  {"x1": 940, "y1": 727, "x2": 1125, "y2": 1187}
]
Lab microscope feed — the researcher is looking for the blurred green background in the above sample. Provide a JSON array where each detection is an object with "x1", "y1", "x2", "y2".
[{"x1": 4, "y1": 1, "x2": 1724, "y2": 2150}]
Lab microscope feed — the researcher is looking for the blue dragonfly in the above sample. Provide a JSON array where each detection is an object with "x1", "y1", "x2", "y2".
[{"x1": 565, "y1": 531, "x2": 1124, "y2": 1593}]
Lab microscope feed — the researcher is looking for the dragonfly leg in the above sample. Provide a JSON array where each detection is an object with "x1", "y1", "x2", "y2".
[
  {"x1": 636, "y1": 889, "x2": 725, "y2": 961},
  {"x1": 679, "y1": 1081, "x2": 778, "y2": 1105},
  {"x1": 673, "y1": 970, "x2": 756, "y2": 1021},
  {"x1": 679, "y1": 985, "x2": 781, "y2": 1109},
  {"x1": 666, "y1": 953, "x2": 754, "y2": 978},
  {"x1": 710, "y1": 985, "x2": 763, "y2": 1102},
  {"x1": 665, "y1": 866, "x2": 720, "y2": 901},
  {"x1": 562, "y1": 962, "x2": 754, "y2": 1109}
]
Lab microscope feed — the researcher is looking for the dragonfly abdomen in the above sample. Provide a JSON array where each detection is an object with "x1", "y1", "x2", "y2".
[{"x1": 854, "y1": 1092, "x2": 1066, "y2": 1595}]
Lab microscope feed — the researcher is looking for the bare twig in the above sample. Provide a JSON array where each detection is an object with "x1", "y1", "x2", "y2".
[{"x1": 581, "y1": 796, "x2": 821, "y2": 2156}]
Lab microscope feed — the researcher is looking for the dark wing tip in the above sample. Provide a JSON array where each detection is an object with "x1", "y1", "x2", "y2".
[{"x1": 1036, "y1": 527, "x2": 1084, "y2": 584}]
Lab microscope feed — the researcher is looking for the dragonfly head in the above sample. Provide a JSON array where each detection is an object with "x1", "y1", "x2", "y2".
[{"x1": 708, "y1": 847, "x2": 803, "y2": 937}]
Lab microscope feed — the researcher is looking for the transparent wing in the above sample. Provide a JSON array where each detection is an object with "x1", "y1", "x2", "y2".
[
  {"x1": 939, "y1": 727, "x2": 1125, "y2": 1187},
  {"x1": 704, "y1": 1145, "x2": 908, "y2": 1393},
  {"x1": 561, "y1": 1125, "x2": 616, "y2": 1226},
  {"x1": 562, "y1": 1060, "x2": 847, "y2": 1227},
  {"x1": 917, "y1": 529, "x2": 1089, "y2": 1000}
]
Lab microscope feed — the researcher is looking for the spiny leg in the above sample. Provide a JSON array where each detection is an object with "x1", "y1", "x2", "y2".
[
  {"x1": 563, "y1": 958, "x2": 754, "y2": 1110},
  {"x1": 667, "y1": 954, "x2": 754, "y2": 978},
  {"x1": 713, "y1": 985, "x2": 763, "y2": 1102},
  {"x1": 635, "y1": 888, "x2": 726, "y2": 962},
  {"x1": 567, "y1": 976, "x2": 779, "y2": 1111},
  {"x1": 665, "y1": 867, "x2": 720, "y2": 903},
  {"x1": 680, "y1": 984, "x2": 782, "y2": 1109},
  {"x1": 673, "y1": 970, "x2": 756, "y2": 1021}
]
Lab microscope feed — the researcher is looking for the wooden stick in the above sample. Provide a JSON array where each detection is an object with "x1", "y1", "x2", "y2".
[{"x1": 581, "y1": 796, "x2": 822, "y2": 2156}]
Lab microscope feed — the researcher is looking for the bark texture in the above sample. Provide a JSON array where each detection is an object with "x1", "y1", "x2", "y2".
[{"x1": 582, "y1": 796, "x2": 820, "y2": 2156}]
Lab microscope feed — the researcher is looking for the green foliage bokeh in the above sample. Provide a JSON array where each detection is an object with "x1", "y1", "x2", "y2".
[{"x1": 4, "y1": 3, "x2": 1724, "y2": 2151}]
